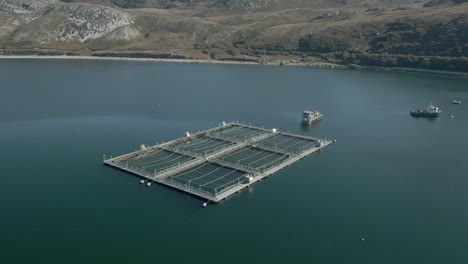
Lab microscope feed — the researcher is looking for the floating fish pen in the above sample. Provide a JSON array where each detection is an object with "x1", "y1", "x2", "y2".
[{"x1": 104, "y1": 122, "x2": 334, "y2": 203}]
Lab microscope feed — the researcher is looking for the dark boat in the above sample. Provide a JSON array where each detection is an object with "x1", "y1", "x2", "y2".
[{"x1": 410, "y1": 104, "x2": 441, "y2": 117}]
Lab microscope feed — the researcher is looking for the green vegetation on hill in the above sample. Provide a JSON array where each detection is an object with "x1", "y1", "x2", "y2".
[{"x1": 297, "y1": 16, "x2": 468, "y2": 71}]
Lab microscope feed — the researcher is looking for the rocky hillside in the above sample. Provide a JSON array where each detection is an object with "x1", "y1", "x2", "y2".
[
  {"x1": 1, "y1": 0, "x2": 467, "y2": 71},
  {"x1": 1, "y1": 0, "x2": 138, "y2": 44}
]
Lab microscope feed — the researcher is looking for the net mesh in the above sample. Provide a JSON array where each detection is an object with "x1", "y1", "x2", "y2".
[
  {"x1": 170, "y1": 163, "x2": 247, "y2": 195},
  {"x1": 125, "y1": 149, "x2": 194, "y2": 174}
]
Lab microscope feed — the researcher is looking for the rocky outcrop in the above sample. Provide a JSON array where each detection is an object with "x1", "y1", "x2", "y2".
[
  {"x1": 216, "y1": 0, "x2": 272, "y2": 11},
  {"x1": 0, "y1": 0, "x2": 53, "y2": 38},
  {"x1": 0, "y1": 0, "x2": 140, "y2": 44}
]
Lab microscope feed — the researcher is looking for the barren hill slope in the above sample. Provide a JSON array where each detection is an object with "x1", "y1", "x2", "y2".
[{"x1": 1, "y1": 0, "x2": 467, "y2": 71}]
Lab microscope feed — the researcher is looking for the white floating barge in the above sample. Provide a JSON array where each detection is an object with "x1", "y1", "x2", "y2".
[
  {"x1": 104, "y1": 122, "x2": 334, "y2": 203},
  {"x1": 301, "y1": 109, "x2": 323, "y2": 125}
]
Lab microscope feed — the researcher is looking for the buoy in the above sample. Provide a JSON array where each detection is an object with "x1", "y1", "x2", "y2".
[
  {"x1": 147, "y1": 182, "x2": 151, "y2": 187},
  {"x1": 245, "y1": 175, "x2": 253, "y2": 182},
  {"x1": 451, "y1": 115, "x2": 454, "y2": 119},
  {"x1": 202, "y1": 202, "x2": 207, "y2": 207},
  {"x1": 334, "y1": 139, "x2": 337, "y2": 143},
  {"x1": 361, "y1": 237, "x2": 365, "y2": 241},
  {"x1": 140, "y1": 180, "x2": 145, "y2": 184}
]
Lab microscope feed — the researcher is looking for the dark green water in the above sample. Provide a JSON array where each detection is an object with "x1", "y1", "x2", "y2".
[{"x1": 1, "y1": 59, "x2": 467, "y2": 263}]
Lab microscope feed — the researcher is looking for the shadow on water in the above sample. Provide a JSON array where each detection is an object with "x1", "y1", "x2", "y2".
[
  {"x1": 410, "y1": 116, "x2": 443, "y2": 123},
  {"x1": 299, "y1": 122, "x2": 321, "y2": 135}
]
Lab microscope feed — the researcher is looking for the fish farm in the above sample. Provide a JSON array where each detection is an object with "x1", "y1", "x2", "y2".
[{"x1": 104, "y1": 122, "x2": 334, "y2": 203}]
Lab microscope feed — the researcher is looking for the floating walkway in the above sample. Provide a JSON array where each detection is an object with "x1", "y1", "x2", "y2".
[{"x1": 104, "y1": 122, "x2": 334, "y2": 202}]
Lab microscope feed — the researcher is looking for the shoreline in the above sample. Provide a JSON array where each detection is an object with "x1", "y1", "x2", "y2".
[
  {"x1": 1, "y1": 55, "x2": 467, "y2": 77},
  {"x1": 0, "y1": 55, "x2": 262, "y2": 65}
]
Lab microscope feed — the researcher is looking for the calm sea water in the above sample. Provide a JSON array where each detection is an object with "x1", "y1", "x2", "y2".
[{"x1": 0, "y1": 59, "x2": 467, "y2": 263}]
